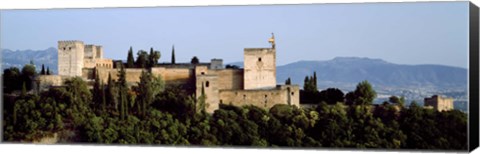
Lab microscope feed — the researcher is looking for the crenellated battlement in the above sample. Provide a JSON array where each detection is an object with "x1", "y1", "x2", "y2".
[
  {"x1": 58, "y1": 40, "x2": 84, "y2": 44},
  {"x1": 244, "y1": 48, "x2": 274, "y2": 52}
]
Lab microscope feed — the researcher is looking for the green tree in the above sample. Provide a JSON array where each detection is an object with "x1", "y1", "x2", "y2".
[
  {"x1": 46, "y1": 67, "x2": 51, "y2": 75},
  {"x1": 191, "y1": 56, "x2": 199, "y2": 64},
  {"x1": 319, "y1": 88, "x2": 344, "y2": 105},
  {"x1": 101, "y1": 82, "x2": 107, "y2": 113},
  {"x1": 389, "y1": 96, "x2": 405, "y2": 107},
  {"x1": 171, "y1": 45, "x2": 176, "y2": 64},
  {"x1": 352, "y1": 80, "x2": 377, "y2": 105},
  {"x1": 3, "y1": 67, "x2": 21, "y2": 93},
  {"x1": 21, "y1": 64, "x2": 37, "y2": 90},
  {"x1": 136, "y1": 50, "x2": 148, "y2": 68},
  {"x1": 148, "y1": 47, "x2": 161, "y2": 68},
  {"x1": 106, "y1": 73, "x2": 118, "y2": 112},
  {"x1": 92, "y1": 70, "x2": 102, "y2": 112},
  {"x1": 127, "y1": 46, "x2": 135, "y2": 68},
  {"x1": 285, "y1": 78, "x2": 291, "y2": 85},
  {"x1": 303, "y1": 74, "x2": 317, "y2": 93},
  {"x1": 21, "y1": 82, "x2": 27, "y2": 97},
  {"x1": 40, "y1": 64, "x2": 45, "y2": 75},
  {"x1": 303, "y1": 76, "x2": 310, "y2": 91},
  {"x1": 197, "y1": 83, "x2": 207, "y2": 113},
  {"x1": 117, "y1": 65, "x2": 128, "y2": 120},
  {"x1": 136, "y1": 71, "x2": 154, "y2": 118}
]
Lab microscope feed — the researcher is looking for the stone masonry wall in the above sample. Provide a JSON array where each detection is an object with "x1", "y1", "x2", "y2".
[
  {"x1": 424, "y1": 95, "x2": 454, "y2": 112},
  {"x1": 196, "y1": 75, "x2": 220, "y2": 113},
  {"x1": 210, "y1": 69, "x2": 244, "y2": 90},
  {"x1": 96, "y1": 67, "x2": 193, "y2": 86},
  {"x1": 58, "y1": 41, "x2": 84, "y2": 77},
  {"x1": 219, "y1": 85, "x2": 299, "y2": 110},
  {"x1": 243, "y1": 48, "x2": 276, "y2": 89}
]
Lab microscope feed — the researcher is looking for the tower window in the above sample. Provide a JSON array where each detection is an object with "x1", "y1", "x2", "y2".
[
  {"x1": 63, "y1": 47, "x2": 66, "y2": 50},
  {"x1": 258, "y1": 57, "x2": 262, "y2": 62},
  {"x1": 69, "y1": 47, "x2": 72, "y2": 50},
  {"x1": 206, "y1": 81, "x2": 210, "y2": 87},
  {"x1": 291, "y1": 92, "x2": 294, "y2": 96}
]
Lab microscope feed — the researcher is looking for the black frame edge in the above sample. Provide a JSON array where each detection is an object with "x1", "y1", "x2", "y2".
[{"x1": 469, "y1": 1, "x2": 479, "y2": 152}]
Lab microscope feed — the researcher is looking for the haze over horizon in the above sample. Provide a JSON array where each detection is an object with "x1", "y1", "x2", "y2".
[{"x1": 1, "y1": 2, "x2": 469, "y2": 68}]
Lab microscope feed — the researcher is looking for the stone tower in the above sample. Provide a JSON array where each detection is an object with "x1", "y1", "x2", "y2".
[
  {"x1": 58, "y1": 40, "x2": 85, "y2": 77},
  {"x1": 243, "y1": 34, "x2": 276, "y2": 89}
]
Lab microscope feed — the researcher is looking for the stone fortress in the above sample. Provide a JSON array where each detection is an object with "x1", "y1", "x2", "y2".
[
  {"x1": 36, "y1": 34, "x2": 300, "y2": 113},
  {"x1": 423, "y1": 95, "x2": 454, "y2": 112}
]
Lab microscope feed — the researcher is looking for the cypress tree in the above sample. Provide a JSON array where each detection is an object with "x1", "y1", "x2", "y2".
[
  {"x1": 46, "y1": 67, "x2": 51, "y2": 75},
  {"x1": 313, "y1": 71, "x2": 317, "y2": 90},
  {"x1": 127, "y1": 46, "x2": 135, "y2": 68},
  {"x1": 117, "y1": 65, "x2": 128, "y2": 120},
  {"x1": 304, "y1": 76, "x2": 309, "y2": 91},
  {"x1": 101, "y1": 82, "x2": 106, "y2": 113},
  {"x1": 171, "y1": 45, "x2": 175, "y2": 64},
  {"x1": 107, "y1": 73, "x2": 115, "y2": 111},
  {"x1": 40, "y1": 64, "x2": 45, "y2": 75},
  {"x1": 285, "y1": 77, "x2": 291, "y2": 85},
  {"x1": 149, "y1": 47, "x2": 154, "y2": 68},
  {"x1": 93, "y1": 69, "x2": 101, "y2": 106},
  {"x1": 21, "y1": 81, "x2": 27, "y2": 97}
]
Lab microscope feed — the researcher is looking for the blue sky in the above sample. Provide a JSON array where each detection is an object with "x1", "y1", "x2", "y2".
[{"x1": 0, "y1": 2, "x2": 469, "y2": 68}]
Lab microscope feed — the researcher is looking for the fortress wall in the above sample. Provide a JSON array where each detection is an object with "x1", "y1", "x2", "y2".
[
  {"x1": 58, "y1": 41, "x2": 84, "y2": 77},
  {"x1": 82, "y1": 68, "x2": 94, "y2": 80},
  {"x1": 424, "y1": 95, "x2": 454, "y2": 112},
  {"x1": 95, "y1": 46, "x2": 103, "y2": 59},
  {"x1": 437, "y1": 98, "x2": 454, "y2": 111},
  {"x1": 152, "y1": 67, "x2": 193, "y2": 85},
  {"x1": 194, "y1": 66, "x2": 209, "y2": 76},
  {"x1": 210, "y1": 69, "x2": 244, "y2": 90},
  {"x1": 84, "y1": 59, "x2": 96, "y2": 68},
  {"x1": 219, "y1": 85, "x2": 299, "y2": 110},
  {"x1": 84, "y1": 45, "x2": 96, "y2": 59},
  {"x1": 196, "y1": 75, "x2": 220, "y2": 113},
  {"x1": 243, "y1": 48, "x2": 276, "y2": 89},
  {"x1": 35, "y1": 75, "x2": 69, "y2": 92},
  {"x1": 95, "y1": 59, "x2": 113, "y2": 69},
  {"x1": 37, "y1": 75, "x2": 66, "y2": 86},
  {"x1": 96, "y1": 68, "x2": 145, "y2": 85},
  {"x1": 96, "y1": 67, "x2": 193, "y2": 86},
  {"x1": 219, "y1": 89, "x2": 287, "y2": 110}
]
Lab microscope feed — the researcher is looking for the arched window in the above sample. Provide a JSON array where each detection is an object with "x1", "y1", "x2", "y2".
[
  {"x1": 258, "y1": 57, "x2": 262, "y2": 62},
  {"x1": 206, "y1": 81, "x2": 210, "y2": 87}
]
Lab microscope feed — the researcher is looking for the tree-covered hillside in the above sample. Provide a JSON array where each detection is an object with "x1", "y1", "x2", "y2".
[{"x1": 2, "y1": 64, "x2": 467, "y2": 150}]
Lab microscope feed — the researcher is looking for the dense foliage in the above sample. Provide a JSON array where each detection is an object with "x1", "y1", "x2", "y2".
[{"x1": 2, "y1": 66, "x2": 468, "y2": 151}]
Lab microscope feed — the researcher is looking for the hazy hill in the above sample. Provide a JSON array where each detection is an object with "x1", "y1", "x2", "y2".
[
  {"x1": 277, "y1": 57, "x2": 467, "y2": 90},
  {"x1": 2, "y1": 47, "x2": 58, "y2": 73},
  {"x1": 228, "y1": 57, "x2": 467, "y2": 91}
]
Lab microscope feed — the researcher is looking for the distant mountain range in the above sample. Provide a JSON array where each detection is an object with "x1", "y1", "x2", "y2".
[
  {"x1": 1, "y1": 48, "x2": 467, "y2": 92},
  {"x1": 228, "y1": 57, "x2": 467, "y2": 91},
  {"x1": 2, "y1": 47, "x2": 58, "y2": 73}
]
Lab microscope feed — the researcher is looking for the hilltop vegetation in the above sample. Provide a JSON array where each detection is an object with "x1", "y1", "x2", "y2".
[{"x1": 2, "y1": 64, "x2": 467, "y2": 150}]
